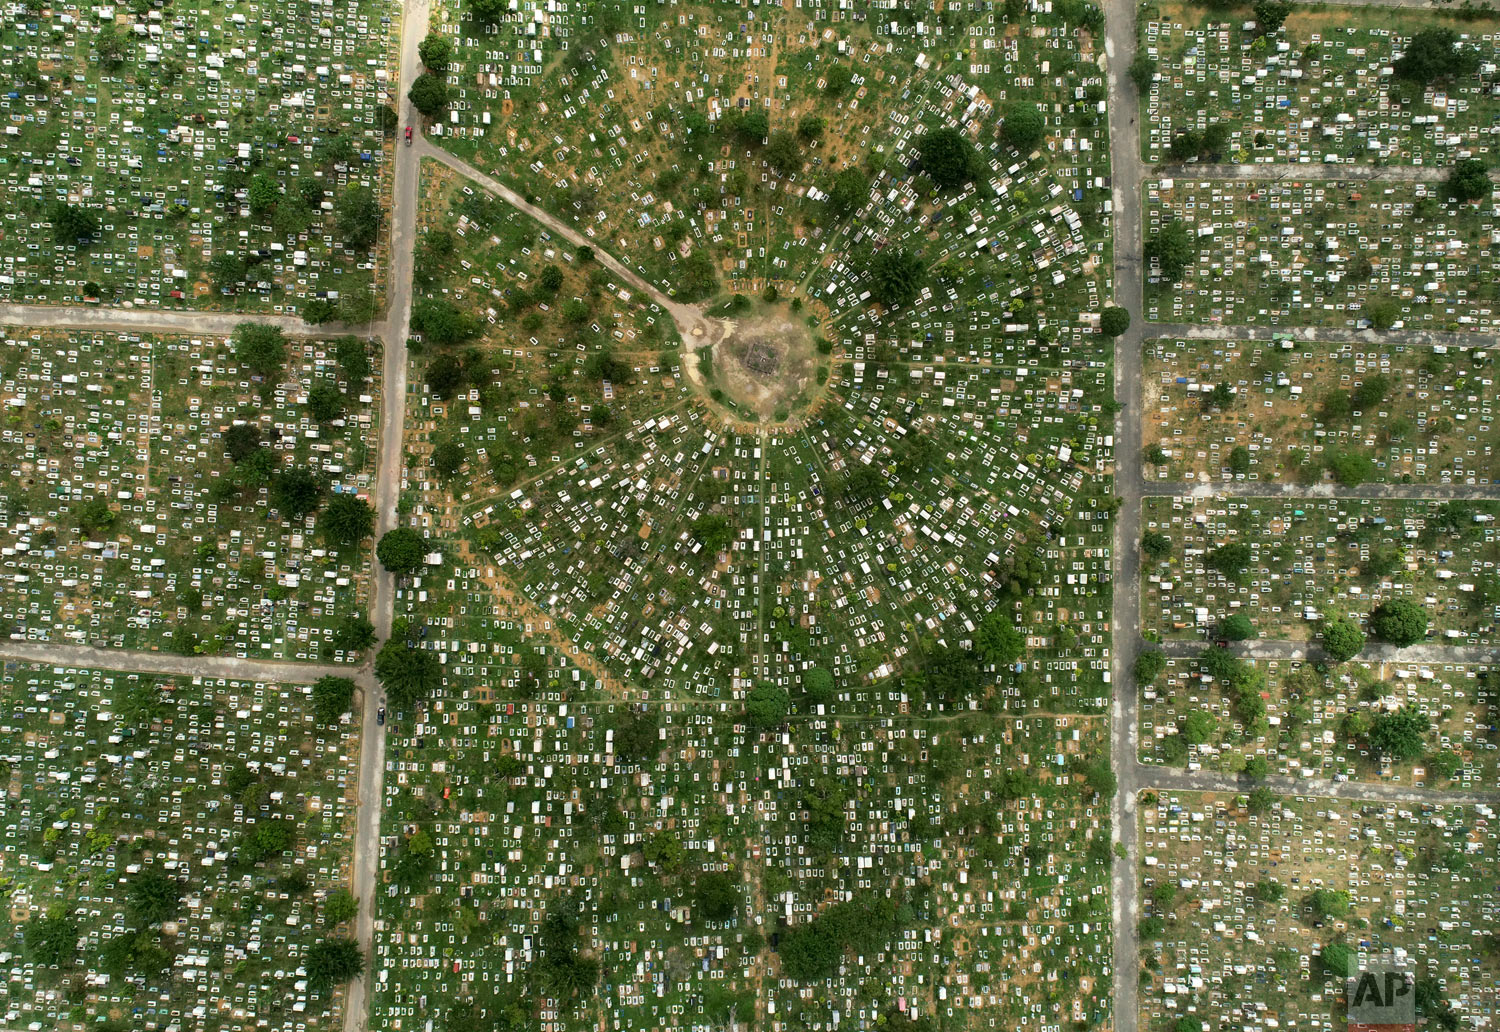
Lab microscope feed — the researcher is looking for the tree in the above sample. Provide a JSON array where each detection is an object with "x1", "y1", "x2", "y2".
[
  {"x1": 764, "y1": 131, "x2": 804, "y2": 175},
  {"x1": 377, "y1": 528, "x2": 425, "y2": 574},
  {"x1": 1228, "y1": 445, "x2": 1251, "y2": 474},
  {"x1": 312, "y1": 675, "x2": 357, "y2": 725},
  {"x1": 1327, "y1": 451, "x2": 1375, "y2": 486},
  {"x1": 332, "y1": 615, "x2": 376, "y2": 653},
  {"x1": 335, "y1": 188, "x2": 383, "y2": 251},
  {"x1": 1369, "y1": 599, "x2": 1429, "y2": 646},
  {"x1": 412, "y1": 298, "x2": 481, "y2": 347},
  {"x1": 1129, "y1": 52, "x2": 1157, "y2": 93},
  {"x1": 693, "y1": 870, "x2": 741, "y2": 923},
  {"x1": 1182, "y1": 710, "x2": 1217, "y2": 745},
  {"x1": 377, "y1": 104, "x2": 400, "y2": 136},
  {"x1": 1394, "y1": 28, "x2": 1480, "y2": 84},
  {"x1": 409, "y1": 71, "x2": 449, "y2": 117},
  {"x1": 1244, "y1": 756, "x2": 1270, "y2": 780},
  {"x1": 918, "y1": 127, "x2": 978, "y2": 189},
  {"x1": 797, "y1": 113, "x2": 825, "y2": 142},
  {"x1": 1133, "y1": 649, "x2": 1167, "y2": 684},
  {"x1": 1207, "y1": 382, "x2": 1235, "y2": 409},
  {"x1": 74, "y1": 497, "x2": 117, "y2": 537},
  {"x1": 1370, "y1": 706, "x2": 1431, "y2": 760},
  {"x1": 305, "y1": 936, "x2": 363, "y2": 993},
  {"x1": 1206, "y1": 542, "x2": 1253, "y2": 579},
  {"x1": 1308, "y1": 888, "x2": 1350, "y2": 919},
  {"x1": 1367, "y1": 297, "x2": 1400, "y2": 330},
  {"x1": 802, "y1": 667, "x2": 835, "y2": 706},
  {"x1": 745, "y1": 682, "x2": 789, "y2": 730},
  {"x1": 691, "y1": 514, "x2": 734, "y2": 553},
  {"x1": 324, "y1": 889, "x2": 358, "y2": 927},
  {"x1": 1001, "y1": 102, "x2": 1046, "y2": 152},
  {"x1": 826, "y1": 168, "x2": 869, "y2": 217},
  {"x1": 1256, "y1": 877, "x2": 1285, "y2": 903},
  {"x1": 1253, "y1": 1, "x2": 1293, "y2": 33},
  {"x1": 1146, "y1": 220, "x2": 1196, "y2": 280},
  {"x1": 1248, "y1": 786, "x2": 1277, "y2": 814},
  {"x1": 211, "y1": 252, "x2": 248, "y2": 292},
  {"x1": 1220, "y1": 613, "x2": 1255, "y2": 641},
  {"x1": 233, "y1": 323, "x2": 287, "y2": 378},
  {"x1": 248, "y1": 173, "x2": 280, "y2": 215},
  {"x1": 1141, "y1": 531, "x2": 1172, "y2": 560},
  {"x1": 307, "y1": 382, "x2": 345, "y2": 422},
  {"x1": 823, "y1": 64, "x2": 854, "y2": 96},
  {"x1": 94, "y1": 24, "x2": 129, "y2": 68},
  {"x1": 376, "y1": 641, "x2": 442, "y2": 711},
  {"x1": 975, "y1": 612, "x2": 1025, "y2": 665},
  {"x1": 425, "y1": 355, "x2": 465, "y2": 400},
  {"x1": 1351, "y1": 373, "x2": 1391, "y2": 411},
  {"x1": 1322, "y1": 941, "x2": 1358, "y2": 977},
  {"x1": 642, "y1": 830, "x2": 685, "y2": 871},
  {"x1": 418, "y1": 33, "x2": 452, "y2": 71},
  {"x1": 431, "y1": 440, "x2": 465, "y2": 479},
  {"x1": 611, "y1": 708, "x2": 661, "y2": 764},
  {"x1": 1100, "y1": 306, "x2": 1131, "y2": 337},
  {"x1": 127, "y1": 869, "x2": 181, "y2": 926},
  {"x1": 270, "y1": 467, "x2": 325, "y2": 521},
  {"x1": 1447, "y1": 157, "x2": 1490, "y2": 202},
  {"x1": 469, "y1": 0, "x2": 507, "y2": 22},
  {"x1": 867, "y1": 247, "x2": 925, "y2": 309},
  {"x1": 24, "y1": 912, "x2": 79, "y2": 967},
  {"x1": 1321, "y1": 614, "x2": 1366, "y2": 663}
]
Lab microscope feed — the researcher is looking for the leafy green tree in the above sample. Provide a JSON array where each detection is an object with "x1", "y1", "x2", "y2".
[
  {"x1": 1142, "y1": 531, "x2": 1172, "y2": 560},
  {"x1": 1327, "y1": 451, "x2": 1376, "y2": 486},
  {"x1": 823, "y1": 64, "x2": 854, "y2": 96},
  {"x1": 692, "y1": 870, "x2": 741, "y2": 923},
  {"x1": 270, "y1": 467, "x2": 325, "y2": 521},
  {"x1": 797, "y1": 113, "x2": 825, "y2": 142},
  {"x1": 1182, "y1": 710, "x2": 1217, "y2": 745},
  {"x1": 1133, "y1": 649, "x2": 1167, "y2": 684},
  {"x1": 867, "y1": 247, "x2": 925, "y2": 308},
  {"x1": 802, "y1": 666, "x2": 835, "y2": 706},
  {"x1": 418, "y1": 33, "x2": 452, "y2": 71},
  {"x1": 745, "y1": 682, "x2": 789, "y2": 730},
  {"x1": 1248, "y1": 785, "x2": 1277, "y2": 814},
  {"x1": 1394, "y1": 28, "x2": 1480, "y2": 84},
  {"x1": 94, "y1": 24, "x2": 129, "y2": 68},
  {"x1": 1244, "y1": 756, "x2": 1269, "y2": 780},
  {"x1": 409, "y1": 71, "x2": 449, "y2": 117},
  {"x1": 1002, "y1": 102, "x2": 1046, "y2": 151},
  {"x1": 1253, "y1": 1, "x2": 1293, "y2": 32},
  {"x1": 918, "y1": 127, "x2": 978, "y2": 188},
  {"x1": 1448, "y1": 157, "x2": 1490, "y2": 201},
  {"x1": 642, "y1": 830, "x2": 685, "y2": 871},
  {"x1": 1322, "y1": 941, "x2": 1357, "y2": 977},
  {"x1": 1228, "y1": 445, "x2": 1251, "y2": 474},
  {"x1": 307, "y1": 382, "x2": 345, "y2": 422},
  {"x1": 1308, "y1": 888, "x2": 1350, "y2": 918},
  {"x1": 1206, "y1": 542, "x2": 1253, "y2": 579},
  {"x1": 74, "y1": 497, "x2": 117, "y2": 537},
  {"x1": 323, "y1": 889, "x2": 358, "y2": 927},
  {"x1": 1367, "y1": 297, "x2": 1400, "y2": 330},
  {"x1": 1256, "y1": 877, "x2": 1285, "y2": 903},
  {"x1": 412, "y1": 298, "x2": 481, "y2": 346},
  {"x1": 826, "y1": 168, "x2": 869, "y2": 217},
  {"x1": 1220, "y1": 613, "x2": 1254, "y2": 640},
  {"x1": 691, "y1": 514, "x2": 734, "y2": 553},
  {"x1": 240, "y1": 819, "x2": 292, "y2": 863},
  {"x1": 1146, "y1": 220, "x2": 1196, "y2": 280},
  {"x1": 1129, "y1": 52, "x2": 1157, "y2": 92},
  {"x1": 312, "y1": 676, "x2": 357, "y2": 725},
  {"x1": 377, "y1": 527, "x2": 426, "y2": 573},
  {"x1": 127, "y1": 869, "x2": 181, "y2": 926},
  {"x1": 306, "y1": 936, "x2": 363, "y2": 993},
  {"x1": 1369, "y1": 599, "x2": 1429, "y2": 646},
  {"x1": 248, "y1": 173, "x2": 280, "y2": 215},
  {"x1": 25, "y1": 912, "x2": 80, "y2": 967},
  {"x1": 1100, "y1": 306, "x2": 1131, "y2": 337},
  {"x1": 233, "y1": 323, "x2": 287, "y2": 378},
  {"x1": 975, "y1": 612, "x2": 1025, "y2": 665},
  {"x1": 1321, "y1": 614, "x2": 1366, "y2": 663},
  {"x1": 611, "y1": 708, "x2": 661, "y2": 764},
  {"x1": 332, "y1": 615, "x2": 376, "y2": 653},
  {"x1": 335, "y1": 188, "x2": 383, "y2": 251},
  {"x1": 1370, "y1": 706, "x2": 1431, "y2": 760},
  {"x1": 425, "y1": 354, "x2": 465, "y2": 400},
  {"x1": 375, "y1": 641, "x2": 442, "y2": 710},
  {"x1": 764, "y1": 130, "x2": 804, "y2": 175}
]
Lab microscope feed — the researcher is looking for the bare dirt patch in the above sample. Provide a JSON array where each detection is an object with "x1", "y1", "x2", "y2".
[{"x1": 703, "y1": 309, "x2": 822, "y2": 422}]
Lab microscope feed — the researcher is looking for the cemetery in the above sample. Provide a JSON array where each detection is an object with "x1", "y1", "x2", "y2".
[
  {"x1": 1141, "y1": 495, "x2": 1500, "y2": 646},
  {"x1": 1138, "y1": 791, "x2": 1500, "y2": 1032},
  {"x1": 0, "y1": 328, "x2": 382, "y2": 660},
  {"x1": 0, "y1": 0, "x2": 396, "y2": 313},
  {"x1": 0, "y1": 661, "x2": 360, "y2": 1029},
  {"x1": 1137, "y1": 651, "x2": 1498, "y2": 788},
  {"x1": 1142, "y1": 336, "x2": 1497, "y2": 485},
  {"x1": 419, "y1": 0, "x2": 1113, "y2": 310},
  {"x1": 1138, "y1": 3, "x2": 1500, "y2": 166},
  {"x1": 1144, "y1": 177, "x2": 1500, "y2": 331}
]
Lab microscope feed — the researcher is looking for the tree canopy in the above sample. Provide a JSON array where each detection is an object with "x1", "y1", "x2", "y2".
[
  {"x1": 1448, "y1": 157, "x2": 1490, "y2": 202},
  {"x1": 233, "y1": 323, "x2": 287, "y2": 378},
  {"x1": 1369, "y1": 599, "x2": 1429, "y2": 646},
  {"x1": 975, "y1": 612, "x2": 1025, "y2": 665},
  {"x1": 306, "y1": 936, "x2": 363, "y2": 993},
  {"x1": 376, "y1": 641, "x2": 442, "y2": 711},
  {"x1": 1001, "y1": 102, "x2": 1046, "y2": 152},
  {"x1": 867, "y1": 247, "x2": 926, "y2": 309},
  {"x1": 418, "y1": 33, "x2": 451, "y2": 71},
  {"x1": 318, "y1": 494, "x2": 374, "y2": 549},
  {"x1": 1100, "y1": 306, "x2": 1131, "y2": 337},
  {"x1": 312, "y1": 675, "x2": 357, "y2": 725},
  {"x1": 126, "y1": 869, "x2": 181, "y2": 926},
  {"x1": 1394, "y1": 28, "x2": 1480, "y2": 84},
  {"x1": 1320, "y1": 613, "x2": 1366, "y2": 663},
  {"x1": 377, "y1": 527, "x2": 426, "y2": 573},
  {"x1": 745, "y1": 682, "x2": 790, "y2": 730},
  {"x1": 409, "y1": 71, "x2": 450, "y2": 117},
  {"x1": 1369, "y1": 705, "x2": 1431, "y2": 760},
  {"x1": 1146, "y1": 220, "x2": 1196, "y2": 280},
  {"x1": 918, "y1": 127, "x2": 978, "y2": 189},
  {"x1": 50, "y1": 202, "x2": 99, "y2": 247}
]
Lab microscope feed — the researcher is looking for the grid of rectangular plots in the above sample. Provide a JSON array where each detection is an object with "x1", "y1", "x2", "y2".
[
  {"x1": 1139, "y1": 9, "x2": 1500, "y2": 165},
  {"x1": 1139, "y1": 652, "x2": 1500, "y2": 787},
  {"x1": 1145, "y1": 178, "x2": 1500, "y2": 331},
  {"x1": 1141, "y1": 495, "x2": 1500, "y2": 645},
  {"x1": 368, "y1": 699, "x2": 1112, "y2": 1032},
  {"x1": 1138, "y1": 792, "x2": 1500, "y2": 1032},
  {"x1": 0, "y1": 330, "x2": 379, "y2": 660},
  {"x1": 0, "y1": 663, "x2": 357, "y2": 1031},
  {"x1": 1142, "y1": 337, "x2": 1499, "y2": 486},
  {"x1": 469, "y1": 412, "x2": 759, "y2": 699},
  {"x1": 0, "y1": 0, "x2": 395, "y2": 310}
]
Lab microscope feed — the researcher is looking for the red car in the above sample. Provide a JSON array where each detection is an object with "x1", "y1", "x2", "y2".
[{"x1": 404, "y1": 126, "x2": 413, "y2": 145}]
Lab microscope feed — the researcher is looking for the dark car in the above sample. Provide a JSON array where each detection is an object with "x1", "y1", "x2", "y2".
[{"x1": 377, "y1": 707, "x2": 386, "y2": 726}]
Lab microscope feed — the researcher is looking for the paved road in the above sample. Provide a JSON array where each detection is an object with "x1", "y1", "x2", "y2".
[
  {"x1": 1147, "y1": 321, "x2": 1498, "y2": 350},
  {"x1": 1156, "y1": 637, "x2": 1500, "y2": 665},
  {"x1": 1142, "y1": 479, "x2": 1500, "y2": 501},
  {"x1": 1141, "y1": 765, "x2": 1500, "y2": 806},
  {"x1": 0, "y1": 641, "x2": 359, "y2": 683},
  {"x1": 340, "y1": 2, "x2": 429, "y2": 1029},
  {"x1": 0, "y1": 302, "x2": 378, "y2": 339},
  {"x1": 1154, "y1": 163, "x2": 1455, "y2": 182},
  {"x1": 1103, "y1": 1, "x2": 1147, "y2": 1029}
]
